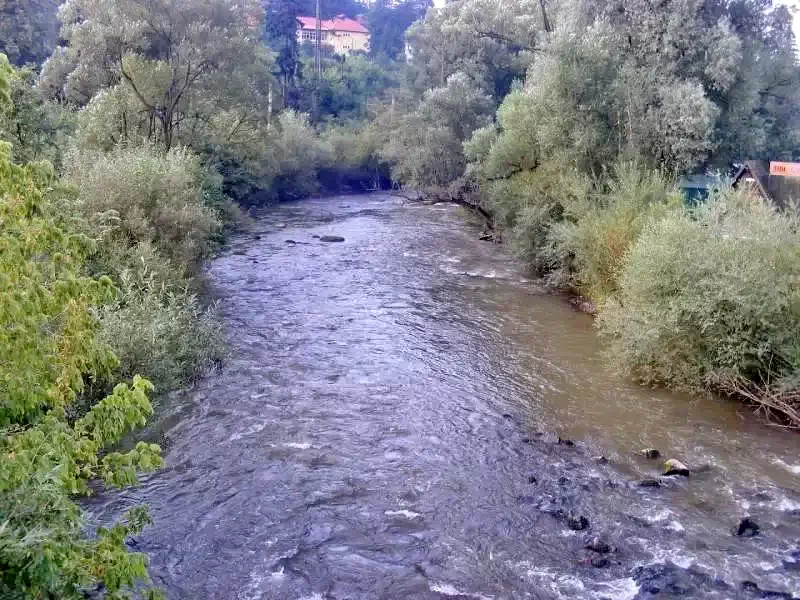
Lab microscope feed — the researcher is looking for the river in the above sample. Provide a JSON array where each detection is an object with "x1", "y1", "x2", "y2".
[{"x1": 92, "y1": 193, "x2": 800, "y2": 599}]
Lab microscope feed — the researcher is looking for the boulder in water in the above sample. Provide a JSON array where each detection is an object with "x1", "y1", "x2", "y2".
[
  {"x1": 663, "y1": 459, "x2": 690, "y2": 477},
  {"x1": 590, "y1": 557, "x2": 610, "y2": 568},
  {"x1": 585, "y1": 537, "x2": 611, "y2": 554},
  {"x1": 735, "y1": 517, "x2": 760, "y2": 537},
  {"x1": 641, "y1": 448, "x2": 661, "y2": 459},
  {"x1": 320, "y1": 235, "x2": 345, "y2": 243},
  {"x1": 740, "y1": 581, "x2": 792, "y2": 598}
]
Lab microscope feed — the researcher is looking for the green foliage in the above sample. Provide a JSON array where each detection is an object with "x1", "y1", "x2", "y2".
[
  {"x1": 0, "y1": 0, "x2": 60, "y2": 66},
  {"x1": 367, "y1": 0, "x2": 431, "y2": 61},
  {"x1": 44, "y1": 0, "x2": 273, "y2": 152},
  {"x1": 0, "y1": 64, "x2": 74, "y2": 167},
  {"x1": 58, "y1": 144, "x2": 230, "y2": 399},
  {"x1": 317, "y1": 55, "x2": 396, "y2": 121},
  {"x1": 598, "y1": 189, "x2": 800, "y2": 394},
  {"x1": 382, "y1": 72, "x2": 493, "y2": 191},
  {"x1": 0, "y1": 141, "x2": 162, "y2": 598},
  {"x1": 404, "y1": 0, "x2": 542, "y2": 99},
  {"x1": 0, "y1": 53, "x2": 10, "y2": 107},
  {"x1": 318, "y1": 121, "x2": 391, "y2": 192},
  {"x1": 64, "y1": 145, "x2": 224, "y2": 276},
  {"x1": 266, "y1": 110, "x2": 330, "y2": 200},
  {"x1": 551, "y1": 164, "x2": 682, "y2": 301},
  {"x1": 98, "y1": 269, "x2": 225, "y2": 395},
  {"x1": 481, "y1": 160, "x2": 592, "y2": 276}
]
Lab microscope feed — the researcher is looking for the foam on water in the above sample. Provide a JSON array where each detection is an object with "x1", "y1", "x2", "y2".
[
  {"x1": 384, "y1": 509, "x2": 422, "y2": 519},
  {"x1": 429, "y1": 582, "x2": 494, "y2": 599}
]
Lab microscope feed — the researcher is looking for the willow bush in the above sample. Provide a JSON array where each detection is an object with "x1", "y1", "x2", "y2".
[
  {"x1": 59, "y1": 144, "x2": 228, "y2": 400},
  {"x1": 598, "y1": 189, "x2": 800, "y2": 409},
  {"x1": 64, "y1": 145, "x2": 224, "y2": 276},
  {"x1": 550, "y1": 163, "x2": 682, "y2": 303}
]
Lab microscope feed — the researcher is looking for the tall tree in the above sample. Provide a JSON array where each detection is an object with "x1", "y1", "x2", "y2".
[
  {"x1": 42, "y1": 0, "x2": 272, "y2": 151},
  {"x1": 367, "y1": 0, "x2": 431, "y2": 60},
  {"x1": 0, "y1": 0, "x2": 60, "y2": 66}
]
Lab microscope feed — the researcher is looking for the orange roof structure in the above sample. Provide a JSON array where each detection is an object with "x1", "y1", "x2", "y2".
[{"x1": 296, "y1": 15, "x2": 369, "y2": 34}]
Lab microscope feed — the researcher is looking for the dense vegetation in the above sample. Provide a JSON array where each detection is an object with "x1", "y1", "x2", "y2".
[{"x1": 1, "y1": 0, "x2": 799, "y2": 595}]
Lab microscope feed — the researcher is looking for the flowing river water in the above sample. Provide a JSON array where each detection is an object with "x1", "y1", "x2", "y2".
[{"x1": 93, "y1": 194, "x2": 800, "y2": 599}]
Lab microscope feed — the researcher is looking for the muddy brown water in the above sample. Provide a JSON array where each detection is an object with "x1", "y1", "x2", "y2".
[{"x1": 91, "y1": 194, "x2": 800, "y2": 599}]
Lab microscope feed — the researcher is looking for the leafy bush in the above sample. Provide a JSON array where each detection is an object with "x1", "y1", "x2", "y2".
[
  {"x1": 0, "y1": 140, "x2": 162, "y2": 599},
  {"x1": 550, "y1": 163, "x2": 680, "y2": 301},
  {"x1": 598, "y1": 188, "x2": 800, "y2": 396},
  {"x1": 60, "y1": 143, "x2": 228, "y2": 401},
  {"x1": 64, "y1": 144, "x2": 223, "y2": 275},
  {"x1": 267, "y1": 110, "x2": 330, "y2": 200},
  {"x1": 98, "y1": 267, "x2": 225, "y2": 395}
]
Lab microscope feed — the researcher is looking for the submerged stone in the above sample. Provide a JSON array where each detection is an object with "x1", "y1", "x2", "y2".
[
  {"x1": 320, "y1": 235, "x2": 346, "y2": 242},
  {"x1": 638, "y1": 478, "x2": 662, "y2": 488},
  {"x1": 585, "y1": 537, "x2": 611, "y2": 554},
  {"x1": 641, "y1": 448, "x2": 661, "y2": 459},
  {"x1": 567, "y1": 513, "x2": 589, "y2": 531}
]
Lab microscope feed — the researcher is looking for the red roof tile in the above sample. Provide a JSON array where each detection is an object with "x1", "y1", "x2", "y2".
[{"x1": 297, "y1": 16, "x2": 368, "y2": 34}]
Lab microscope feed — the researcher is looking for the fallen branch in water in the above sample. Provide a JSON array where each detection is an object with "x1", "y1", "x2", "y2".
[
  {"x1": 718, "y1": 376, "x2": 800, "y2": 430},
  {"x1": 389, "y1": 190, "x2": 425, "y2": 203}
]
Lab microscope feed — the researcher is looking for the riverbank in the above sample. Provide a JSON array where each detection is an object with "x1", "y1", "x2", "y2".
[{"x1": 412, "y1": 175, "x2": 800, "y2": 431}]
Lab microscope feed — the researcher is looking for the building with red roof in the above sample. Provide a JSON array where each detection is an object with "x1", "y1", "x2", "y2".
[{"x1": 296, "y1": 15, "x2": 370, "y2": 55}]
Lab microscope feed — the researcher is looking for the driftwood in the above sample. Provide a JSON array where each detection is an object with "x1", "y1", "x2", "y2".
[
  {"x1": 719, "y1": 376, "x2": 800, "y2": 430},
  {"x1": 390, "y1": 188, "x2": 494, "y2": 229}
]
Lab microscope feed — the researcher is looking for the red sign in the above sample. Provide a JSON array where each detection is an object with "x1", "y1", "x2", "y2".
[{"x1": 770, "y1": 161, "x2": 800, "y2": 177}]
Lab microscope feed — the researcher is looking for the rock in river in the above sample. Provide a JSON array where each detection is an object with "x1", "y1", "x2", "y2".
[
  {"x1": 585, "y1": 537, "x2": 611, "y2": 554},
  {"x1": 638, "y1": 478, "x2": 662, "y2": 488},
  {"x1": 319, "y1": 235, "x2": 346, "y2": 243},
  {"x1": 663, "y1": 458, "x2": 690, "y2": 477},
  {"x1": 567, "y1": 513, "x2": 590, "y2": 531},
  {"x1": 641, "y1": 448, "x2": 661, "y2": 459},
  {"x1": 735, "y1": 517, "x2": 760, "y2": 537}
]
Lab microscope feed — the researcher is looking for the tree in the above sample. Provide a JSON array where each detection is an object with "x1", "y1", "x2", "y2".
[
  {"x1": 0, "y1": 0, "x2": 60, "y2": 66},
  {"x1": 404, "y1": 0, "x2": 546, "y2": 99},
  {"x1": 0, "y1": 63, "x2": 73, "y2": 166},
  {"x1": 367, "y1": 0, "x2": 431, "y2": 61},
  {"x1": 0, "y1": 69, "x2": 163, "y2": 594},
  {"x1": 42, "y1": 0, "x2": 273, "y2": 151},
  {"x1": 382, "y1": 71, "x2": 493, "y2": 190}
]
